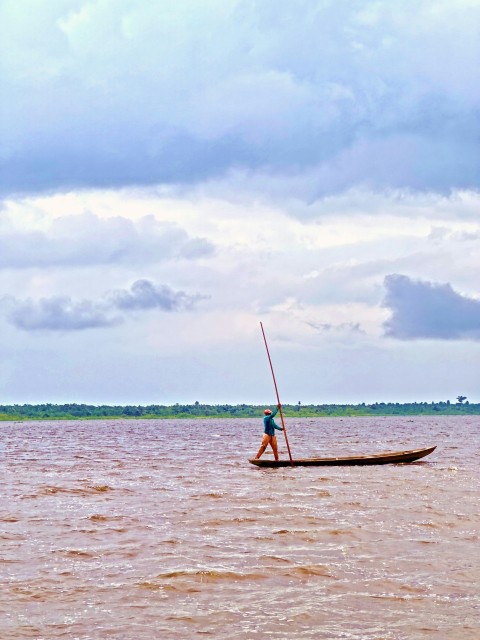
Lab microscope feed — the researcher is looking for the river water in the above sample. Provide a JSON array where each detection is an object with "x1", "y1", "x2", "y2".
[{"x1": 1, "y1": 416, "x2": 479, "y2": 639}]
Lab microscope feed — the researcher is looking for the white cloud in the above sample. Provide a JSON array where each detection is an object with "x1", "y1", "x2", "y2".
[{"x1": 0, "y1": 211, "x2": 214, "y2": 268}]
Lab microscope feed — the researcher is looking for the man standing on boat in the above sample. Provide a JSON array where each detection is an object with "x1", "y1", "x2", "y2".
[{"x1": 255, "y1": 405, "x2": 284, "y2": 461}]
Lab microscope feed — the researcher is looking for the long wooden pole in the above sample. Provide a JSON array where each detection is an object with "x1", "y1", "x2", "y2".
[{"x1": 260, "y1": 322, "x2": 294, "y2": 465}]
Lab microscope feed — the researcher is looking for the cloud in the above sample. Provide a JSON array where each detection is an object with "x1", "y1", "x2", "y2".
[
  {"x1": 383, "y1": 274, "x2": 480, "y2": 340},
  {"x1": 305, "y1": 320, "x2": 365, "y2": 335},
  {"x1": 3, "y1": 279, "x2": 205, "y2": 332},
  {"x1": 0, "y1": 213, "x2": 214, "y2": 269},
  {"x1": 109, "y1": 279, "x2": 206, "y2": 311},
  {"x1": 6, "y1": 296, "x2": 120, "y2": 332},
  {"x1": 1, "y1": 0, "x2": 479, "y2": 198}
]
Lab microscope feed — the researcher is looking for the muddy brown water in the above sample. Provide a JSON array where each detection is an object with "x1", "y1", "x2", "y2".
[{"x1": 1, "y1": 416, "x2": 479, "y2": 639}]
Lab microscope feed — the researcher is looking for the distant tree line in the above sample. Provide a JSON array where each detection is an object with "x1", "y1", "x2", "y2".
[{"x1": 0, "y1": 400, "x2": 479, "y2": 421}]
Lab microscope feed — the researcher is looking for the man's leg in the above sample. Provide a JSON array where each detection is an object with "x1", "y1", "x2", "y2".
[
  {"x1": 270, "y1": 436, "x2": 279, "y2": 461},
  {"x1": 255, "y1": 434, "x2": 271, "y2": 459}
]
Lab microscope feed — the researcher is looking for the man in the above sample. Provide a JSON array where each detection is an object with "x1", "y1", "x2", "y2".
[{"x1": 254, "y1": 404, "x2": 284, "y2": 461}]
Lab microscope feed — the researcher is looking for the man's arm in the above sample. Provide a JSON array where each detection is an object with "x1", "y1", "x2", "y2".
[{"x1": 272, "y1": 418, "x2": 283, "y2": 431}]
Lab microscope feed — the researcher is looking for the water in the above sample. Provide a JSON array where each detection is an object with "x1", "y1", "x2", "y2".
[{"x1": 1, "y1": 416, "x2": 479, "y2": 639}]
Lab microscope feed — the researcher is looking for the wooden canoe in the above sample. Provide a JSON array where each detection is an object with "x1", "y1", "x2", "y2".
[{"x1": 249, "y1": 445, "x2": 436, "y2": 467}]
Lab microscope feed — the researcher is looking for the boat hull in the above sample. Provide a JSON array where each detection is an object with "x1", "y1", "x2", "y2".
[{"x1": 249, "y1": 445, "x2": 436, "y2": 467}]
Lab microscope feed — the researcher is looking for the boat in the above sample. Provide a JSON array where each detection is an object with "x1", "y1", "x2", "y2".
[{"x1": 249, "y1": 445, "x2": 436, "y2": 467}]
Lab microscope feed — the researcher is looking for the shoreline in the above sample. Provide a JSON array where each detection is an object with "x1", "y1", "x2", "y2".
[{"x1": 1, "y1": 402, "x2": 479, "y2": 422}]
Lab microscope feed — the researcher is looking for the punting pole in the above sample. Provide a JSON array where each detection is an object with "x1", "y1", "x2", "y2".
[{"x1": 260, "y1": 321, "x2": 294, "y2": 466}]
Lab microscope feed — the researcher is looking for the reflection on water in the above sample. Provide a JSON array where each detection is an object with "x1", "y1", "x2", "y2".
[{"x1": 1, "y1": 416, "x2": 479, "y2": 639}]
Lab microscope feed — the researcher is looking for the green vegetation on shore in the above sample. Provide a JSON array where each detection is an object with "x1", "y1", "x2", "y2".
[{"x1": 0, "y1": 400, "x2": 479, "y2": 421}]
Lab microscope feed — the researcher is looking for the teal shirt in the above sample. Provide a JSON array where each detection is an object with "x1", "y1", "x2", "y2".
[{"x1": 263, "y1": 407, "x2": 283, "y2": 436}]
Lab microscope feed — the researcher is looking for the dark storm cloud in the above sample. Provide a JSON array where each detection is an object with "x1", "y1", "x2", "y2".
[
  {"x1": 4, "y1": 279, "x2": 205, "y2": 332},
  {"x1": 1, "y1": 0, "x2": 479, "y2": 199},
  {"x1": 0, "y1": 213, "x2": 214, "y2": 269},
  {"x1": 383, "y1": 274, "x2": 480, "y2": 340}
]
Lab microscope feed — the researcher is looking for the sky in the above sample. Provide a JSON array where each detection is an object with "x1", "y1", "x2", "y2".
[{"x1": 1, "y1": 0, "x2": 479, "y2": 405}]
